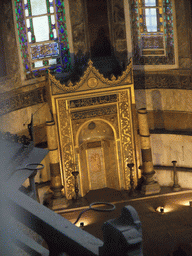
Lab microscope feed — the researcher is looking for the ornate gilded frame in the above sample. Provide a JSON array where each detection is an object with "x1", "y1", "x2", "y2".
[{"x1": 48, "y1": 59, "x2": 137, "y2": 199}]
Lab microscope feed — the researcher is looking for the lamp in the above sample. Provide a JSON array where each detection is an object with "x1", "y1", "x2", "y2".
[
  {"x1": 80, "y1": 222, "x2": 84, "y2": 228},
  {"x1": 156, "y1": 206, "x2": 164, "y2": 213}
]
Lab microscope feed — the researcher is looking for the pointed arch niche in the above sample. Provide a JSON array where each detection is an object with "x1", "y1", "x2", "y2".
[
  {"x1": 48, "y1": 59, "x2": 138, "y2": 199},
  {"x1": 76, "y1": 119, "x2": 120, "y2": 197}
]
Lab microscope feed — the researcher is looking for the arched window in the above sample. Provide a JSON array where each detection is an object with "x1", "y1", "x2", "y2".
[
  {"x1": 14, "y1": 0, "x2": 71, "y2": 79},
  {"x1": 129, "y1": 0, "x2": 177, "y2": 66}
]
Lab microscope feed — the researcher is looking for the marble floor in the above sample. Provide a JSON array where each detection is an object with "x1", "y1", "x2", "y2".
[{"x1": 49, "y1": 187, "x2": 192, "y2": 256}]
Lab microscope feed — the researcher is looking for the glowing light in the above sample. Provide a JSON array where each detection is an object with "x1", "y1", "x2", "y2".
[
  {"x1": 155, "y1": 206, "x2": 174, "y2": 213},
  {"x1": 156, "y1": 206, "x2": 164, "y2": 213},
  {"x1": 79, "y1": 222, "x2": 84, "y2": 228},
  {"x1": 70, "y1": 218, "x2": 92, "y2": 227},
  {"x1": 180, "y1": 200, "x2": 192, "y2": 207},
  {"x1": 162, "y1": 206, "x2": 173, "y2": 213}
]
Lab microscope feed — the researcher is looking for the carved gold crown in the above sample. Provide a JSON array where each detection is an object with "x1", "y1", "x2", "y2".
[{"x1": 48, "y1": 58, "x2": 133, "y2": 93}]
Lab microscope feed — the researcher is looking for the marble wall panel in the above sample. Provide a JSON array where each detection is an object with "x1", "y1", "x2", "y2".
[
  {"x1": 0, "y1": 103, "x2": 50, "y2": 135},
  {"x1": 135, "y1": 89, "x2": 192, "y2": 112},
  {"x1": 175, "y1": 0, "x2": 192, "y2": 70},
  {"x1": 162, "y1": 90, "x2": 181, "y2": 111},
  {"x1": 155, "y1": 170, "x2": 192, "y2": 189},
  {"x1": 0, "y1": 11, "x2": 6, "y2": 77},
  {"x1": 105, "y1": 140, "x2": 119, "y2": 189},
  {"x1": 175, "y1": 1, "x2": 191, "y2": 59},
  {"x1": 149, "y1": 133, "x2": 192, "y2": 188},
  {"x1": 112, "y1": 0, "x2": 127, "y2": 64},
  {"x1": 179, "y1": 58, "x2": 191, "y2": 70},
  {"x1": 177, "y1": 172, "x2": 192, "y2": 189},
  {"x1": 68, "y1": 0, "x2": 87, "y2": 55},
  {"x1": 151, "y1": 134, "x2": 192, "y2": 168},
  {"x1": 87, "y1": 147, "x2": 105, "y2": 190},
  {"x1": 155, "y1": 170, "x2": 173, "y2": 187},
  {"x1": 79, "y1": 144, "x2": 89, "y2": 196},
  {"x1": 147, "y1": 111, "x2": 192, "y2": 131}
]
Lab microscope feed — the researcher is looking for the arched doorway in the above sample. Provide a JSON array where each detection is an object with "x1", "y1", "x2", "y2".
[{"x1": 77, "y1": 120, "x2": 120, "y2": 197}]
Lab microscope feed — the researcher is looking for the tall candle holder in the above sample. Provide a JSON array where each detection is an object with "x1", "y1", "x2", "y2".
[
  {"x1": 172, "y1": 161, "x2": 181, "y2": 191},
  {"x1": 70, "y1": 162, "x2": 79, "y2": 200},
  {"x1": 72, "y1": 170, "x2": 79, "y2": 200}
]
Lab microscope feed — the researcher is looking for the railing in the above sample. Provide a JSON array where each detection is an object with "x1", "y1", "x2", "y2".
[
  {"x1": 5, "y1": 170, "x2": 143, "y2": 256},
  {"x1": 154, "y1": 165, "x2": 192, "y2": 173},
  {"x1": 1, "y1": 137, "x2": 143, "y2": 256}
]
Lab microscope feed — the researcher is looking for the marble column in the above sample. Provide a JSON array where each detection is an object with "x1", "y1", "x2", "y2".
[
  {"x1": 46, "y1": 120, "x2": 68, "y2": 208},
  {"x1": 137, "y1": 108, "x2": 160, "y2": 195}
]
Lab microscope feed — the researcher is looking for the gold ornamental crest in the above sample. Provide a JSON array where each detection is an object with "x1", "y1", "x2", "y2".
[{"x1": 87, "y1": 77, "x2": 98, "y2": 88}]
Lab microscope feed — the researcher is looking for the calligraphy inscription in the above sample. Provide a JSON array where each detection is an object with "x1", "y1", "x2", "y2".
[
  {"x1": 58, "y1": 100, "x2": 74, "y2": 199},
  {"x1": 119, "y1": 91, "x2": 133, "y2": 189}
]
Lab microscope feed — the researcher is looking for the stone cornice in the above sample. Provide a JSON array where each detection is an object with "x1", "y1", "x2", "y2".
[
  {"x1": 0, "y1": 86, "x2": 47, "y2": 116},
  {"x1": 0, "y1": 72, "x2": 192, "y2": 116},
  {"x1": 134, "y1": 73, "x2": 192, "y2": 90}
]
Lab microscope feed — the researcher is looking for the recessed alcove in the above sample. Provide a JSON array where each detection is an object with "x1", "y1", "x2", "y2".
[{"x1": 77, "y1": 120, "x2": 120, "y2": 197}]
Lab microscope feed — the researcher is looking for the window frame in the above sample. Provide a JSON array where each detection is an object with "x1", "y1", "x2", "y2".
[
  {"x1": 124, "y1": 0, "x2": 178, "y2": 70},
  {"x1": 139, "y1": 0, "x2": 166, "y2": 57},
  {"x1": 12, "y1": 0, "x2": 73, "y2": 81}
]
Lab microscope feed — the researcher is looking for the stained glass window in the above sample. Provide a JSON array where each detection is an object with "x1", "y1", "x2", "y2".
[
  {"x1": 145, "y1": 9, "x2": 157, "y2": 32},
  {"x1": 138, "y1": 0, "x2": 165, "y2": 56},
  {"x1": 14, "y1": 0, "x2": 71, "y2": 79},
  {"x1": 130, "y1": 0, "x2": 175, "y2": 65}
]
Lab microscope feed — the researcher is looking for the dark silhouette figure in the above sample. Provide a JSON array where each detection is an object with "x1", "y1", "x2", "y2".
[{"x1": 91, "y1": 27, "x2": 111, "y2": 58}]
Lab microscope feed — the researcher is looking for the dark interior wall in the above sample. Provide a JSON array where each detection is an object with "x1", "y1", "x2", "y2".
[
  {"x1": 68, "y1": 0, "x2": 87, "y2": 55},
  {"x1": 188, "y1": 0, "x2": 192, "y2": 70},
  {"x1": 0, "y1": 27, "x2": 7, "y2": 78},
  {"x1": 175, "y1": 0, "x2": 192, "y2": 69},
  {"x1": 68, "y1": 0, "x2": 127, "y2": 64},
  {"x1": 0, "y1": 2, "x2": 7, "y2": 77},
  {"x1": 87, "y1": 0, "x2": 110, "y2": 47},
  {"x1": 0, "y1": 0, "x2": 21, "y2": 76},
  {"x1": 86, "y1": 0, "x2": 127, "y2": 62},
  {"x1": 87, "y1": 0, "x2": 111, "y2": 57},
  {"x1": 111, "y1": 0, "x2": 127, "y2": 63}
]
